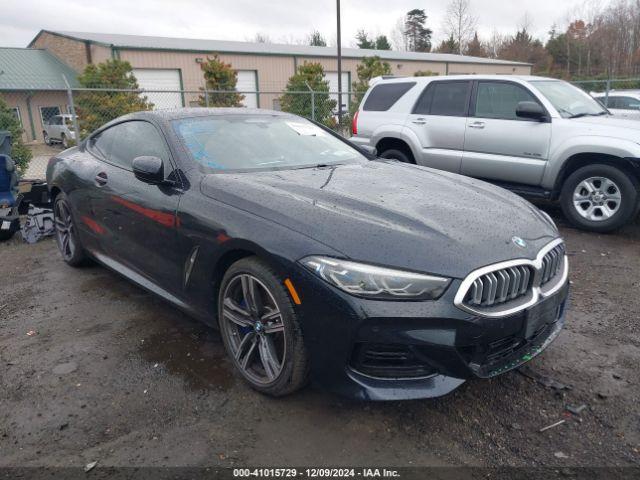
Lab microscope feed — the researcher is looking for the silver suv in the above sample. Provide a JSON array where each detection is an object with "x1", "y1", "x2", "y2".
[
  {"x1": 351, "y1": 75, "x2": 640, "y2": 232},
  {"x1": 43, "y1": 114, "x2": 76, "y2": 148}
]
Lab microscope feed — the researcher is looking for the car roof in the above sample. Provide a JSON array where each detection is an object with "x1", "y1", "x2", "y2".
[{"x1": 127, "y1": 107, "x2": 291, "y2": 122}]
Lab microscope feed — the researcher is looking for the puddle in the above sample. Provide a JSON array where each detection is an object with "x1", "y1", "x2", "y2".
[{"x1": 139, "y1": 323, "x2": 235, "y2": 392}]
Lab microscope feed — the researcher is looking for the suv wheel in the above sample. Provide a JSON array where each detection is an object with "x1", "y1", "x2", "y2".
[
  {"x1": 218, "y1": 258, "x2": 309, "y2": 396},
  {"x1": 380, "y1": 148, "x2": 413, "y2": 164},
  {"x1": 560, "y1": 164, "x2": 639, "y2": 232},
  {"x1": 61, "y1": 134, "x2": 68, "y2": 149}
]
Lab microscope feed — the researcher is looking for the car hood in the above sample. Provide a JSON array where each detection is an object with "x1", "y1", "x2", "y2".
[
  {"x1": 200, "y1": 161, "x2": 559, "y2": 279},
  {"x1": 568, "y1": 115, "x2": 640, "y2": 136}
]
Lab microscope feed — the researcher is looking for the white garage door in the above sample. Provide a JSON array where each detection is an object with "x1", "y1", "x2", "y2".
[
  {"x1": 326, "y1": 72, "x2": 350, "y2": 112},
  {"x1": 236, "y1": 70, "x2": 258, "y2": 109},
  {"x1": 132, "y1": 69, "x2": 184, "y2": 109}
]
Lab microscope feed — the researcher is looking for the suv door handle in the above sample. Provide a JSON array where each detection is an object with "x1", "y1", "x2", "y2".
[
  {"x1": 94, "y1": 171, "x2": 108, "y2": 187},
  {"x1": 469, "y1": 121, "x2": 485, "y2": 129},
  {"x1": 412, "y1": 118, "x2": 427, "y2": 125}
]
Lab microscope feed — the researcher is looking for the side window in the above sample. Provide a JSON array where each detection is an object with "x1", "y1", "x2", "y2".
[
  {"x1": 414, "y1": 81, "x2": 472, "y2": 116},
  {"x1": 89, "y1": 121, "x2": 170, "y2": 171},
  {"x1": 363, "y1": 82, "x2": 417, "y2": 111},
  {"x1": 474, "y1": 81, "x2": 541, "y2": 120},
  {"x1": 615, "y1": 96, "x2": 640, "y2": 110}
]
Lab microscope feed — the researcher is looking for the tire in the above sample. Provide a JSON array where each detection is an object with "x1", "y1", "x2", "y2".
[
  {"x1": 379, "y1": 148, "x2": 413, "y2": 164},
  {"x1": 53, "y1": 192, "x2": 88, "y2": 267},
  {"x1": 43, "y1": 131, "x2": 51, "y2": 146},
  {"x1": 560, "y1": 163, "x2": 639, "y2": 233},
  {"x1": 0, "y1": 230, "x2": 15, "y2": 241},
  {"x1": 61, "y1": 134, "x2": 68, "y2": 149},
  {"x1": 218, "y1": 257, "x2": 309, "y2": 396}
]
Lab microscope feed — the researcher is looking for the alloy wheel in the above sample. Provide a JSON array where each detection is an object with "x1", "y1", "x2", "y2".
[
  {"x1": 573, "y1": 176, "x2": 622, "y2": 222},
  {"x1": 221, "y1": 274, "x2": 286, "y2": 385},
  {"x1": 54, "y1": 199, "x2": 76, "y2": 261}
]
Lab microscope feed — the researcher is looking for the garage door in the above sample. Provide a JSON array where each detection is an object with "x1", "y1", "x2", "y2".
[
  {"x1": 326, "y1": 72, "x2": 350, "y2": 112},
  {"x1": 132, "y1": 69, "x2": 184, "y2": 109},
  {"x1": 236, "y1": 70, "x2": 258, "y2": 109}
]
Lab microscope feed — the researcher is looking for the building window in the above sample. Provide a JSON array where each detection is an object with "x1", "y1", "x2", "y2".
[
  {"x1": 39, "y1": 106, "x2": 61, "y2": 126},
  {"x1": 11, "y1": 107, "x2": 22, "y2": 127}
]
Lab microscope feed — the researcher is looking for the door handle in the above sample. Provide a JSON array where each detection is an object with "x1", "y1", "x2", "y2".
[
  {"x1": 412, "y1": 118, "x2": 427, "y2": 125},
  {"x1": 469, "y1": 121, "x2": 485, "y2": 129},
  {"x1": 94, "y1": 171, "x2": 108, "y2": 187}
]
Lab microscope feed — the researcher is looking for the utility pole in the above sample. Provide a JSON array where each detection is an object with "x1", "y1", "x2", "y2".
[{"x1": 336, "y1": 0, "x2": 343, "y2": 125}]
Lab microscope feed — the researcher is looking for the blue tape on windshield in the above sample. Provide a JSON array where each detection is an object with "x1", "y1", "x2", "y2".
[{"x1": 177, "y1": 120, "x2": 226, "y2": 169}]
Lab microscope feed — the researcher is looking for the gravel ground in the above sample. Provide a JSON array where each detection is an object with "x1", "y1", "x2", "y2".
[{"x1": 0, "y1": 207, "x2": 639, "y2": 470}]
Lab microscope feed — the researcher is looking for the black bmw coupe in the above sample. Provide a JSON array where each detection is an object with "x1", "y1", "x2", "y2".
[{"x1": 47, "y1": 109, "x2": 569, "y2": 400}]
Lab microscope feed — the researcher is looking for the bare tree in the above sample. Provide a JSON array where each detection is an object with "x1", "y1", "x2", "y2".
[
  {"x1": 442, "y1": 0, "x2": 477, "y2": 54},
  {"x1": 484, "y1": 29, "x2": 506, "y2": 58},
  {"x1": 251, "y1": 33, "x2": 272, "y2": 44},
  {"x1": 391, "y1": 16, "x2": 408, "y2": 51}
]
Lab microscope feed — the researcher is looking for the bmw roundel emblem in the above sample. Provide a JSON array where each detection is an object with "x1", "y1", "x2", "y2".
[{"x1": 512, "y1": 236, "x2": 527, "y2": 248}]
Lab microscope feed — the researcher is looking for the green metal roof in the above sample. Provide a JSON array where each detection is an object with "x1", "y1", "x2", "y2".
[{"x1": 0, "y1": 48, "x2": 79, "y2": 91}]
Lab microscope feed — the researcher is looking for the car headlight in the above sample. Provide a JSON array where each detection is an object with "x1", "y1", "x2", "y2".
[{"x1": 300, "y1": 256, "x2": 451, "y2": 300}]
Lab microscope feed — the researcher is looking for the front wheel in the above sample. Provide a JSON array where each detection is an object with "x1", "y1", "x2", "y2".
[
  {"x1": 53, "y1": 192, "x2": 87, "y2": 266},
  {"x1": 560, "y1": 164, "x2": 639, "y2": 232},
  {"x1": 379, "y1": 148, "x2": 413, "y2": 164},
  {"x1": 218, "y1": 258, "x2": 309, "y2": 396}
]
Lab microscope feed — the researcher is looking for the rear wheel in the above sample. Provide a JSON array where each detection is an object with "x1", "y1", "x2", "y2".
[
  {"x1": 53, "y1": 192, "x2": 87, "y2": 266},
  {"x1": 379, "y1": 148, "x2": 413, "y2": 164},
  {"x1": 218, "y1": 258, "x2": 309, "y2": 396},
  {"x1": 560, "y1": 164, "x2": 639, "y2": 232}
]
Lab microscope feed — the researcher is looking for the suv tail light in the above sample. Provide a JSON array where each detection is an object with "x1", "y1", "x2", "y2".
[{"x1": 352, "y1": 109, "x2": 359, "y2": 136}]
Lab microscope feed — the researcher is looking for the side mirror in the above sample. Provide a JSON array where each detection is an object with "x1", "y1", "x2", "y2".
[
  {"x1": 359, "y1": 145, "x2": 378, "y2": 157},
  {"x1": 132, "y1": 156, "x2": 164, "y2": 184},
  {"x1": 516, "y1": 101, "x2": 548, "y2": 121}
]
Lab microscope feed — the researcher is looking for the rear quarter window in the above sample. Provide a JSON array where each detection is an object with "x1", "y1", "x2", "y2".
[{"x1": 363, "y1": 82, "x2": 417, "y2": 111}]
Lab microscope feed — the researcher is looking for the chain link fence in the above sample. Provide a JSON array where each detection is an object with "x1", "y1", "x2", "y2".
[
  {"x1": 62, "y1": 86, "x2": 362, "y2": 144},
  {"x1": 571, "y1": 77, "x2": 640, "y2": 106}
]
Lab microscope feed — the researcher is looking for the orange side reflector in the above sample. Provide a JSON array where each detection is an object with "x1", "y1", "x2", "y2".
[{"x1": 284, "y1": 278, "x2": 302, "y2": 305}]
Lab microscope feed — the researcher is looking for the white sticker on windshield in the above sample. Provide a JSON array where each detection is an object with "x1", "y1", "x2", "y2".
[{"x1": 285, "y1": 122, "x2": 327, "y2": 137}]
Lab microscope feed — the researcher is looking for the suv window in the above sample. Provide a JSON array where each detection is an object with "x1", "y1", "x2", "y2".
[
  {"x1": 90, "y1": 121, "x2": 170, "y2": 170},
  {"x1": 363, "y1": 82, "x2": 416, "y2": 111},
  {"x1": 474, "y1": 81, "x2": 541, "y2": 120},
  {"x1": 413, "y1": 81, "x2": 471, "y2": 117}
]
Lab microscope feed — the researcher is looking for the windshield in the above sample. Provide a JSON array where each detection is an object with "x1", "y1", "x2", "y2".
[
  {"x1": 530, "y1": 80, "x2": 608, "y2": 118},
  {"x1": 172, "y1": 115, "x2": 366, "y2": 172}
]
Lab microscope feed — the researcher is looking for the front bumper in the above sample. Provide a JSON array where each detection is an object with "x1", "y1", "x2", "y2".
[{"x1": 290, "y1": 268, "x2": 569, "y2": 401}]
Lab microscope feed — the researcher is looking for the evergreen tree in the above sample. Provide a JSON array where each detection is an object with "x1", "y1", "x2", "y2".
[
  {"x1": 280, "y1": 62, "x2": 336, "y2": 126},
  {"x1": 198, "y1": 55, "x2": 245, "y2": 107},
  {"x1": 75, "y1": 59, "x2": 153, "y2": 138},
  {"x1": 404, "y1": 9, "x2": 433, "y2": 52}
]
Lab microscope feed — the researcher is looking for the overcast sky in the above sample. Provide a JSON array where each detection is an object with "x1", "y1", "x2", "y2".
[{"x1": 1, "y1": 0, "x2": 596, "y2": 49}]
